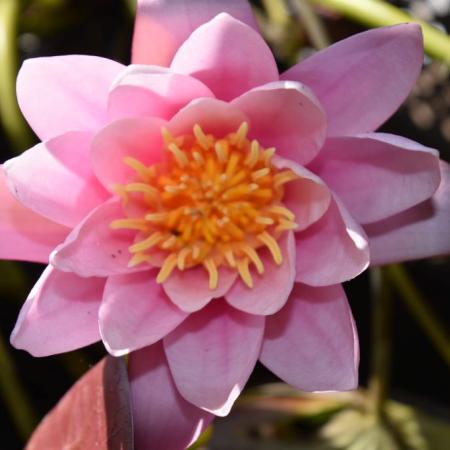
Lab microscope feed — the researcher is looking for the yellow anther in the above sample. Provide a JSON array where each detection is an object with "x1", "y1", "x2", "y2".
[
  {"x1": 125, "y1": 183, "x2": 158, "y2": 197},
  {"x1": 237, "y1": 258, "x2": 253, "y2": 288},
  {"x1": 224, "y1": 249, "x2": 236, "y2": 268},
  {"x1": 145, "y1": 212, "x2": 167, "y2": 222},
  {"x1": 258, "y1": 232, "x2": 283, "y2": 265},
  {"x1": 226, "y1": 151, "x2": 240, "y2": 177},
  {"x1": 129, "y1": 232, "x2": 163, "y2": 253},
  {"x1": 267, "y1": 205, "x2": 296, "y2": 221},
  {"x1": 192, "y1": 151, "x2": 205, "y2": 165},
  {"x1": 262, "y1": 147, "x2": 276, "y2": 164},
  {"x1": 241, "y1": 245, "x2": 264, "y2": 274},
  {"x1": 123, "y1": 157, "x2": 153, "y2": 180},
  {"x1": 204, "y1": 259, "x2": 219, "y2": 289},
  {"x1": 276, "y1": 219, "x2": 298, "y2": 232},
  {"x1": 245, "y1": 140, "x2": 260, "y2": 167},
  {"x1": 167, "y1": 143, "x2": 189, "y2": 167},
  {"x1": 156, "y1": 254, "x2": 178, "y2": 284},
  {"x1": 251, "y1": 168, "x2": 270, "y2": 181},
  {"x1": 255, "y1": 216, "x2": 274, "y2": 225},
  {"x1": 193, "y1": 124, "x2": 213, "y2": 150},
  {"x1": 177, "y1": 248, "x2": 191, "y2": 270},
  {"x1": 162, "y1": 235, "x2": 177, "y2": 249},
  {"x1": 110, "y1": 219, "x2": 149, "y2": 231},
  {"x1": 214, "y1": 141, "x2": 228, "y2": 163},
  {"x1": 274, "y1": 170, "x2": 298, "y2": 189},
  {"x1": 234, "y1": 122, "x2": 249, "y2": 148},
  {"x1": 161, "y1": 127, "x2": 175, "y2": 145},
  {"x1": 128, "y1": 253, "x2": 153, "y2": 267}
]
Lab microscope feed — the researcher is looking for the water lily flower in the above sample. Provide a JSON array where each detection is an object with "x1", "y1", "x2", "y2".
[{"x1": 1, "y1": 0, "x2": 449, "y2": 448}]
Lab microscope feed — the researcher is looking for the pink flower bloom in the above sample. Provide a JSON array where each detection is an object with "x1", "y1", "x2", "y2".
[{"x1": 1, "y1": 0, "x2": 449, "y2": 448}]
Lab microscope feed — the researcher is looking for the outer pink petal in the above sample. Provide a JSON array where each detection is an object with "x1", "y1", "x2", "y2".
[
  {"x1": 17, "y1": 55, "x2": 124, "y2": 141},
  {"x1": 50, "y1": 200, "x2": 136, "y2": 277},
  {"x1": 163, "y1": 266, "x2": 237, "y2": 313},
  {"x1": 167, "y1": 97, "x2": 247, "y2": 137},
  {"x1": 282, "y1": 24, "x2": 423, "y2": 136},
  {"x1": 4, "y1": 132, "x2": 109, "y2": 228},
  {"x1": 274, "y1": 156, "x2": 331, "y2": 231},
  {"x1": 108, "y1": 65, "x2": 214, "y2": 121},
  {"x1": 10, "y1": 266, "x2": 104, "y2": 357},
  {"x1": 260, "y1": 283, "x2": 359, "y2": 391},
  {"x1": 226, "y1": 232, "x2": 296, "y2": 315},
  {"x1": 231, "y1": 81, "x2": 326, "y2": 165},
  {"x1": 132, "y1": 0, "x2": 258, "y2": 66},
  {"x1": 309, "y1": 133, "x2": 441, "y2": 224},
  {"x1": 171, "y1": 13, "x2": 278, "y2": 101},
  {"x1": 0, "y1": 166, "x2": 69, "y2": 263},
  {"x1": 90, "y1": 117, "x2": 166, "y2": 190},
  {"x1": 129, "y1": 343, "x2": 213, "y2": 450},
  {"x1": 295, "y1": 199, "x2": 370, "y2": 286},
  {"x1": 99, "y1": 271, "x2": 188, "y2": 356},
  {"x1": 164, "y1": 302, "x2": 264, "y2": 416},
  {"x1": 365, "y1": 160, "x2": 450, "y2": 264}
]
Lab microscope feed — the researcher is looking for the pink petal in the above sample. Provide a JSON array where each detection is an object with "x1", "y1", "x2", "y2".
[
  {"x1": 132, "y1": 0, "x2": 258, "y2": 66},
  {"x1": 163, "y1": 266, "x2": 237, "y2": 313},
  {"x1": 108, "y1": 65, "x2": 214, "y2": 122},
  {"x1": 10, "y1": 266, "x2": 103, "y2": 357},
  {"x1": 164, "y1": 301, "x2": 264, "y2": 416},
  {"x1": 274, "y1": 156, "x2": 331, "y2": 231},
  {"x1": 17, "y1": 55, "x2": 124, "y2": 141},
  {"x1": 365, "y1": 160, "x2": 450, "y2": 264},
  {"x1": 231, "y1": 81, "x2": 326, "y2": 165},
  {"x1": 4, "y1": 132, "x2": 109, "y2": 228},
  {"x1": 129, "y1": 343, "x2": 213, "y2": 450},
  {"x1": 260, "y1": 283, "x2": 359, "y2": 391},
  {"x1": 167, "y1": 97, "x2": 247, "y2": 137},
  {"x1": 171, "y1": 13, "x2": 278, "y2": 101},
  {"x1": 282, "y1": 24, "x2": 423, "y2": 136},
  {"x1": 50, "y1": 200, "x2": 136, "y2": 277},
  {"x1": 309, "y1": 133, "x2": 441, "y2": 224},
  {"x1": 91, "y1": 117, "x2": 166, "y2": 190},
  {"x1": 0, "y1": 166, "x2": 69, "y2": 263},
  {"x1": 99, "y1": 271, "x2": 187, "y2": 356},
  {"x1": 226, "y1": 232, "x2": 296, "y2": 315},
  {"x1": 295, "y1": 199, "x2": 370, "y2": 286}
]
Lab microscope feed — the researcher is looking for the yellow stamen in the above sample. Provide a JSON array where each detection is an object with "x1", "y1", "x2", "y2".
[
  {"x1": 241, "y1": 245, "x2": 264, "y2": 274},
  {"x1": 204, "y1": 259, "x2": 219, "y2": 289},
  {"x1": 110, "y1": 219, "x2": 149, "y2": 231},
  {"x1": 111, "y1": 121, "x2": 298, "y2": 290},
  {"x1": 234, "y1": 122, "x2": 249, "y2": 148},
  {"x1": 193, "y1": 124, "x2": 213, "y2": 150},
  {"x1": 129, "y1": 232, "x2": 163, "y2": 253},
  {"x1": 156, "y1": 254, "x2": 178, "y2": 284},
  {"x1": 258, "y1": 232, "x2": 283, "y2": 265},
  {"x1": 167, "y1": 143, "x2": 189, "y2": 167},
  {"x1": 237, "y1": 258, "x2": 253, "y2": 288},
  {"x1": 124, "y1": 157, "x2": 153, "y2": 180}
]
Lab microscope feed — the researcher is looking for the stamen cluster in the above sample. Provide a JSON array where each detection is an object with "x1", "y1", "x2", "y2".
[{"x1": 111, "y1": 123, "x2": 298, "y2": 289}]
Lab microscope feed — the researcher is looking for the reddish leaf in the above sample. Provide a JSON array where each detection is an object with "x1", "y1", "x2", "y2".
[{"x1": 26, "y1": 356, "x2": 133, "y2": 450}]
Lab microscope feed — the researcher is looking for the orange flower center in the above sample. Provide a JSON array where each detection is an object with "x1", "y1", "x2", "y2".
[{"x1": 111, "y1": 122, "x2": 298, "y2": 289}]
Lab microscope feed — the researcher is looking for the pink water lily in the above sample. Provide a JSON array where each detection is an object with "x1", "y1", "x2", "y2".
[{"x1": 2, "y1": 0, "x2": 450, "y2": 448}]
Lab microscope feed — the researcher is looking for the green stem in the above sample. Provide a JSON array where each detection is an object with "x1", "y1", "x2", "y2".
[
  {"x1": 386, "y1": 264, "x2": 450, "y2": 368},
  {"x1": 310, "y1": 0, "x2": 450, "y2": 63},
  {"x1": 262, "y1": 0, "x2": 290, "y2": 25},
  {"x1": 0, "y1": 334, "x2": 37, "y2": 440},
  {"x1": 369, "y1": 267, "x2": 392, "y2": 419},
  {"x1": 291, "y1": 0, "x2": 331, "y2": 49},
  {"x1": 0, "y1": 0, "x2": 34, "y2": 152}
]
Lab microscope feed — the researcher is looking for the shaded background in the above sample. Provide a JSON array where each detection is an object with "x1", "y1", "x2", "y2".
[{"x1": 0, "y1": 1, "x2": 449, "y2": 449}]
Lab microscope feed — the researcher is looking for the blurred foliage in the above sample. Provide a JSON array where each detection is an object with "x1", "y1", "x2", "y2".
[{"x1": 0, "y1": 1, "x2": 449, "y2": 449}]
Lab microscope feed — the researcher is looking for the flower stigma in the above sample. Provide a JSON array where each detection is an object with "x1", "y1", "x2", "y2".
[{"x1": 110, "y1": 122, "x2": 299, "y2": 290}]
